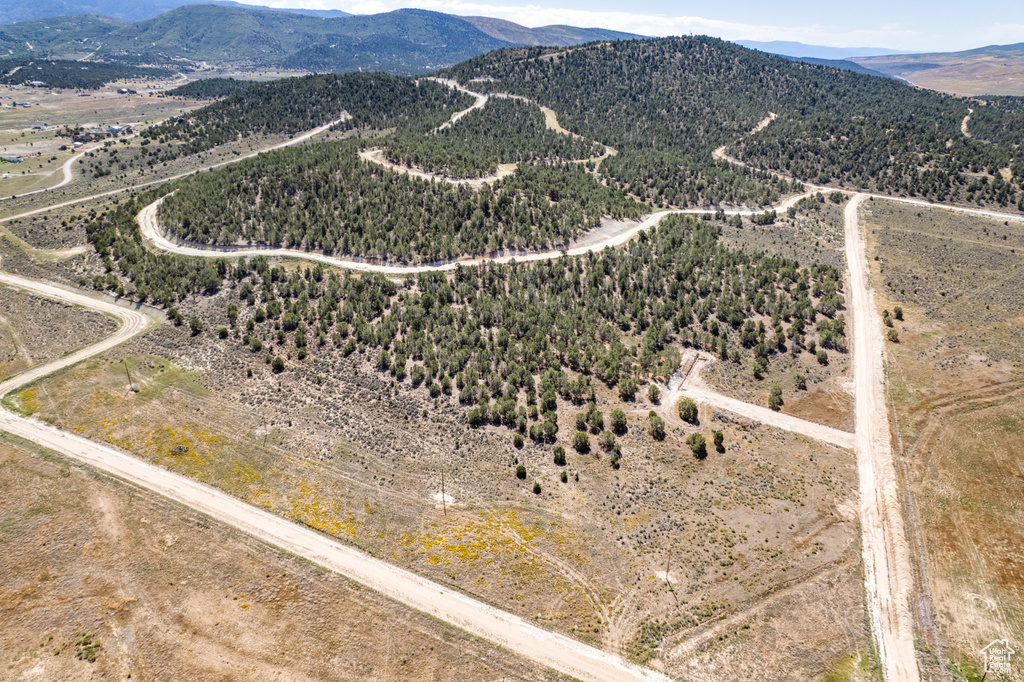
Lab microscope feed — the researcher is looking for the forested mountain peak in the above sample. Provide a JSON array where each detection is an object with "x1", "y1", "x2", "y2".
[{"x1": 441, "y1": 36, "x2": 1022, "y2": 209}]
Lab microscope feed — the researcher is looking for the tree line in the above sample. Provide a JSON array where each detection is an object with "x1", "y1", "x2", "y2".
[
  {"x1": 86, "y1": 194, "x2": 847, "y2": 436},
  {"x1": 0, "y1": 58, "x2": 175, "y2": 89},
  {"x1": 164, "y1": 77, "x2": 252, "y2": 100},
  {"x1": 158, "y1": 139, "x2": 643, "y2": 262}
]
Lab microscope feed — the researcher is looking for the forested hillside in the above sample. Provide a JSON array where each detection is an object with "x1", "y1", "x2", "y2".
[
  {"x1": 442, "y1": 38, "x2": 1024, "y2": 210},
  {"x1": 163, "y1": 77, "x2": 250, "y2": 99},
  {"x1": 143, "y1": 73, "x2": 473, "y2": 157},
  {"x1": 0, "y1": 58, "x2": 174, "y2": 88},
  {"x1": 0, "y1": 5, "x2": 639, "y2": 74},
  {"x1": 383, "y1": 97, "x2": 604, "y2": 178},
  {"x1": 967, "y1": 96, "x2": 1024, "y2": 152},
  {"x1": 90, "y1": 192, "x2": 846, "y2": 429},
  {"x1": 158, "y1": 140, "x2": 642, "y2": 261}
]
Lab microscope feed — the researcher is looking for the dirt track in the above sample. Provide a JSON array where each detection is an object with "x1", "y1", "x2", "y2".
[
  {"x1": 0, "y1": 118, "x2": 341, "y2": 224},
  {"x1": 0, "y1": 273, "x2": 154, "y2": 398},
  {"x1": 138, "y1": 190, "x2": 827, "y2": 275},
  {"x1": 358, "y1": 147, "x2": 518, "y2": 187},
  {"x1": 656, "y1": 356, "x2": 856, "y2": 450},
  {"x1": 844, "y1": 195, "x2": 919, "y2": 682},
  {"x1": 357, "y1": 90, "x2": 615, "y2": 185},
  {"x1": 426, "y1": 77, "x2": 489, "y2": 131}
]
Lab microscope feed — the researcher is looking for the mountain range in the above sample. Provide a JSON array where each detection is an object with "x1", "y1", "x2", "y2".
[
  {"x1": 0, "y1": 5, "x2": 642, "y2": 74},
  {"x1": 0, "y1": 0, "x2": 350, "y2": 25},
  {"x1": 735, "y1": 40, "x2": 906, "y2": 60}
]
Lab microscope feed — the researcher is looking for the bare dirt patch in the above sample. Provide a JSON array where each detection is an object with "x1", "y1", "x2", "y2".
[{"x1": 0, "y1": 436, "x2": 557, "y2": 681}]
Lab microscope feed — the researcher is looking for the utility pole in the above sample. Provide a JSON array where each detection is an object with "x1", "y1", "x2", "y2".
[
  {"x1": 664, "y1": 551, "x2": 671, "y2": 585},
  {"x1": 440, "y1": 463, "x2": 447, "y2": 518},
  {"x1": 123, "y1": 359, "x2": 134, "y2": 392}
]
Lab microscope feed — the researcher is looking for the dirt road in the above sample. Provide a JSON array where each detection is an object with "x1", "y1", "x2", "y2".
[
  {"x1": 0, "y1": 273, "x2": 154, "y2": 398},
  {"x1": 844, "y1": 194, "x2": 919, "y2": 682},
  {"x1": 1, "y1": 118, "x2": 341, "y2": 223},
  {"x1": 0, "y1": 279, "x2": 670, "y2": 682},
  {"x1": 138, "y1": 189, "x2": 828, "y2": 275},
  {"x1": 426, "y1": 77, "x2": 488, "y2": 132},
  {"x1": 1, "y1": 144, "x2": 98, "y2": 202},
  {"x1": 358, "y1": 89, "x2": 615, "y2": 185},
  {"x1": 961, "y1": 109, "x2": 972, "y2": 138},
  {"x1": 358, "y1": 147, "x2": 518, "y2": 187},
  {"x1": 0, "y1": 128, "x2": 151, "y2": 202},
  {"x1": 656, "y1": 356, "x2": 856, "y2": 450},
  {"x1": 11, "y1": 80, "x2": 1024, "y2": 682}
]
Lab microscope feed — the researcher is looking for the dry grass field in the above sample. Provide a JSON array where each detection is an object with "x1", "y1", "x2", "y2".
[
  {"x1": 0, "y1": 436, "x2": 560, "y2": 681},
  {"x1": 0, "y1": 79, "x2": 195, "y2": 130},
  {"x1": 862, "y1": 198, "x2": 1024, "y2": 680},
  {"x1": 852, "y1": 51, "x2": 1024, "y2": 97}
]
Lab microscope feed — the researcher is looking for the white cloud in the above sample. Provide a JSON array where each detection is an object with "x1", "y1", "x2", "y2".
[{"x1": 965, "y1": 23, "x2": 1024, "y2": 48}]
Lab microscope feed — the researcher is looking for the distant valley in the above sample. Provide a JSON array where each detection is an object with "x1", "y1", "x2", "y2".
[{"x1": 854, "y1": 42, "x2": 1024, "y2": 96}]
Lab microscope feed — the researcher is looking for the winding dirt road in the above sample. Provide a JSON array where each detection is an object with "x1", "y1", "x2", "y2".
[
  {"x1": 426, "y1": 78, "x2": 489, "y2": 131},
  {"x1": 0, "y1": 118, "x2": 341, "y2": 224},
  {"x1": 1, "y1": 144, "x2": 99, "y2": 202},
  {"x1": 138, "y1": 188, "x2": 827, "y2": 275},
  {"x1": 358, "y1": 88, "x2": 615, "y2": 185},
  {"x1": 357, "y1": 147, "x2": 518, "y2": 187},
  {"x1": 0, "y1": 273, "x2": 154, "y2": 397}
]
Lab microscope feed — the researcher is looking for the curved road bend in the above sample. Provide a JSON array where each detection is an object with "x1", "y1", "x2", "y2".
[
  {"x1": 138, "y1": 187, "x2": 825, "y2": 276},
  {"x1": 656, "y1": 366, "x2": 856, "y2": 450},
  {"x1": 0, "y1": 275, "x2": 672, "y2": 682}
]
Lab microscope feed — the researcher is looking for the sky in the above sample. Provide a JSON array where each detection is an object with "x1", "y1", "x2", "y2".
[{"x1": 253, "y1": 0, "x2": 1024, "y2": 52}]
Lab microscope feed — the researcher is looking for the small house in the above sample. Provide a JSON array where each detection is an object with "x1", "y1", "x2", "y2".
[{"x1": 3, "y1": 156, "x2": 23, "y2": 163}]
